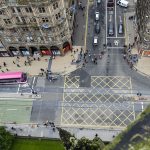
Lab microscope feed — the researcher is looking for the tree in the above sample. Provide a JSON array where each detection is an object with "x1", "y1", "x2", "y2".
[
  {"x1": 57, "y1": 128, "x2": 105, "y2": 150},
  {"x1": 57, "y1": 127, "x2": 75, "y2": 150},
  {"x1": 0, "y1": 126, "x2": 14, "y2": 150}
]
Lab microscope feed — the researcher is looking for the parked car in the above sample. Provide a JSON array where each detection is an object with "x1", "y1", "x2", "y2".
[
  {"x1": 95, "y1": 22, "x2": 100, "y2": 34},
  {"x1": 95, "y1": 11, "x2": 100, "y2": 21},
  {"x1": 117, "y1": 0, "x2": 129, "y2": 8},
  {"x1": 97, "y1": 0, "x2": 101, "y2": 4},
  {"x1": 93, "y1": 36, "x2": 98, "y2": 46},
  {"x1": 107, "y1": 0, "x2": 114, "y2": 10},
  {"x1": 108, "y1": 23, "x2": 114, "y2": 36},
  {"x1": 118, "y1": 23, "x2": 124, "y2": 34}
]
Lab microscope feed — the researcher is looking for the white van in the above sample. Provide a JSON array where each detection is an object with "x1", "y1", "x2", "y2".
[{"x1": 117, "y1": 0, "x2": 129, "y2": 8}]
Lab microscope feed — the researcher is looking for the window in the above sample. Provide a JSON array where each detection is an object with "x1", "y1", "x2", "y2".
[
  {"x1": 22, "y1": 27, "x2": 28, "y2": 31},
  {"x1": 17, "y1": 7, "x2": 21, "y2": 12},
  {"x1": 16, "y1": 17, "x2": 20, "y2": 23},
  {"x1": 29, "y1": 17, "x2": 36, "y2": 23},
  {"x1": 3, "y1": 19, "x2": 11, "y2": 24},
  {"x1": 53, "y1": 2, "x2": 58, "y2": 10},
  {"x1": 38, "y1": 7, "x2": 46, "y2": 13},
  {"x1": 11, "y1": 7, "x2": 15, "y2": 13},
  {"x1": 55, "y1": 13, "x2": 61, "y2": 20},
  {"x1": 0, "y1": 10, "x2": 4, "y2": 15},
  {"x1": 4, "y1": 37, "x2": 11, "y2": 42},
  {"x1": 21, "y1": 17, "x2": 26, "y2": 23},
  {"x1": 34, "y1": 27, "x2": 40, "y2": 31},
  {"x1": 60, "y1": 32, "x2": 65, "y2": 38},
  {"x1": 25, "y1": 7, "x2": 32, "y2": 13},
  {"x1": 42, "y1": 17, "x2": 49, "y2": 23}
]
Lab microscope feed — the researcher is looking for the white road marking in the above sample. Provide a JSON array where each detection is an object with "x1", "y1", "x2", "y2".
[
  {"x1": 41, "y1": 131, "x2": 43, "y2": 137},
  {"x1": 141, "y1": 102, "x2": 144, "y2": 112},
  {"x1": 105, "y1": 0, "x2": 108, "y2": 44},
  {"x1": 115, "y1": 0, "x2": 117, "y2": 37},
  {"x1": 107, "y1": 37, "x2": 125, "y2": 39},
  {"x1": 107, "y1": 47, "x2": 125, "y2": 49},
  {"x1": 132, "y1": 102, "x2": 135, "y2": 120},
  {"x1": 7, "y1": 109, "x2": 17, "y2": 111},
  {"x1": 31, "y1": 77, "x2": 36, "y2": 90},
  {"x1": 114, "y1": 40, "x2": 119, "y2": 46},
  {"x1": 17, "y1": 84, "x2": 21, "y2": 94}
]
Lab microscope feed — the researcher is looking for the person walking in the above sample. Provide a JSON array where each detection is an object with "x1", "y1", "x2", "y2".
[{"x1": 3, "y1": 62, "x2": 6, "y2": 67}]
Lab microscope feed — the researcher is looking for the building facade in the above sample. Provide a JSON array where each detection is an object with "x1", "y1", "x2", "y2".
[
  {"x1": 136, "y1": 0, "x2": 150, "y2": 56},
  {"x1": 0, "y1": 0, "x2": 75, "y2": 57}
]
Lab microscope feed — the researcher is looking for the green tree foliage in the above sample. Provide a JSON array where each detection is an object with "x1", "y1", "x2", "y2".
[
  {"x1": 0, "y1": 126, "x2": 14, "y2": 150},
  {"x1": 57, "y1": 128, "x2": 105, "y2": 150},
  {"x1": 57, "y1": 128, "x2": 74, "y2": 150}
]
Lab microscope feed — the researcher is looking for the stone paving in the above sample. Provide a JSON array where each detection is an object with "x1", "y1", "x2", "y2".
[
  {"x1": 0, "y1": 46, "x2": 84, "y2": 76},
  {"x1": 5, "y1": 123, "x2": 59, "y2": 139},
  {"x1": 124, "y1": 0, "x2": 150, "y2": 76}
]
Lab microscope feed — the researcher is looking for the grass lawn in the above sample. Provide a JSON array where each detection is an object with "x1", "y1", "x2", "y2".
[{"x1": 11, "y1": 138, "x2": 65, "y2": 150}]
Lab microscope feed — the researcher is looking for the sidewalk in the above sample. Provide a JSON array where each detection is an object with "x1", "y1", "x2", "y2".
[
  {"x1": 0, "y1": 46, "x2": 84, "y2": 76},
  {"x1": 5, "y1": 123, "x2": 60, "y2": 139},
  {"x1": 124, "y1": 1, "x2": 150, "y2": 76}
]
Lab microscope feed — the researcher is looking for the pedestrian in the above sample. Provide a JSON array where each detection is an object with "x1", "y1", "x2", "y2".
[
  {"x1": 6, "y1": 68, "x2": 9, "y2": 71},
  {"x1": 76, "y1": 48, "x2": 78, "y2": 52},
  {"x1": 24, "y1": 61, "x2": 27, "y2": 66},
  {"x1": 82, "y1": 63, "x2": 85, "y2": 67},
  {"x1": 2, "y1": 70, "x2": 4, "y2": 73},
  {"x1": 17, "y1": 64, "x2": 20, "y2": 67},
  {"x1": 3, "y1": 62, "x2": 6, "y2": 67},
  {"x1": 13, "y1": 61, "x2": 15, "y2": 64},
  {"x1": 0, "y1": 66, "x2": 1, "y2": 69},
  {"x1": 37, "y1": 57, "x2": 40, "y2": 61},
  {"x1": 74, "y1": 50, "x2": 76, "y2": 54}
]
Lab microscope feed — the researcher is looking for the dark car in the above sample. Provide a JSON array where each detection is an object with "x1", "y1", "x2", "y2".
[{"x1": 95, "y1": 22, "x2": 100, "y2": 34}]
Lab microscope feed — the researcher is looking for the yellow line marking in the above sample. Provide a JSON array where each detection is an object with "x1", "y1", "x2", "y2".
[
  {"x1": 124, "y1": 14, "x2": 127, "y2": 45},
  {"x1": 84, "y1": 0, "x2": 89, "y2": 50},
  {"x1": 60, "y1": 76, "x2": 66, "y2": 124}
]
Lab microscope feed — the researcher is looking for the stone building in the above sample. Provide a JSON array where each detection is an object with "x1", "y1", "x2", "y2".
[
  {"x1": 0, "y1": 0, "x2": 75, "y2": 57},
  {"x1": 136, "y1": 0, "x2": 150, "y2": 56}
]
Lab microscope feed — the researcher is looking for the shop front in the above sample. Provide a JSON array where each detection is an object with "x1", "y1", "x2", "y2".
[
  {"x1": 9, "y1": 47, "x2": 20, "y2": 56},
  {"x1": 40, "y1": 46, "x2": 52, "y2": 56},
  {"x1": 0, "y1": 49, "x2": 10, "y2": 57},
  {"x1": 19, "y1": 47, "x2": 30, "y2": 56},
  {"x1": 63, "y1": 41, "x2": 71, "y2": 54},
  {"x1": 50, "y1": 46, "x2": 61, "y2": 56},
  {"x1": 29, "y1": 46, "x2": 39, "y2": 55}
]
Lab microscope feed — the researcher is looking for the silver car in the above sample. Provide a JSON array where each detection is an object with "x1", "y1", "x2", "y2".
[
  {"x1": 118, "y1": 23, "x2": 124, "y2": 34},
  {"x1": 95, "y1": 11, "x2": 100, "y2": 21},
  {"x1": 108, "y1": 23, "x2": 114, "y2": 35}
]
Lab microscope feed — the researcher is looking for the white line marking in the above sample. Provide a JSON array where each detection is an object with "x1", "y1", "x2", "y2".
[
  {"x1": 141, "y1": 102, "x2": 144, "y2": 112},
  {"x1": 17, "y1": 84, "x2": 21, "y2": 94},
  {"x1": 31, "y1": 77, "x2": 36, "y2": 90},
  {"x1": 106, "y1": 0, "x2": 108, "y2": 44},
  {"x1": 107, "y1": 37, "x2": 125, "y2": 39},
  {"x1": 7, "y1": 109, "x2": 17, "y2": 111},
  {"x1": 115, "y1": 0, "x2": 117, "y2": 37},
  {"x1": 132, "y1": 102, "x2": 135, "y2": 120},
  {"x1": 107, "y1": 47, "x2": 125, "y2": 49}
]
